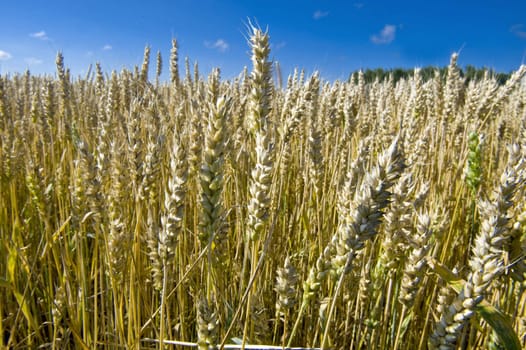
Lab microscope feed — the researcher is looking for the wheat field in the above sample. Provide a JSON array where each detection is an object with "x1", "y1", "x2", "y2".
[{"x1": 1, "y1": 26, "x2": 525, "y2": 349}]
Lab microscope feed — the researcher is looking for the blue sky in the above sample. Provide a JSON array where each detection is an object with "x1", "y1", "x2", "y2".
[{"x1": 1, "y1": 1, "x2": 525, "y2": 80}]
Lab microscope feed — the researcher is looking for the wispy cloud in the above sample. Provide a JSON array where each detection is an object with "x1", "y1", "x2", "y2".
[
  {"x1": 510, "y1": 24, "x2": 526, "y2": 39},
  {"x1": 313, "y1": 10, "x2": 329, "y2": 20},
  {"x1": 25, "y1": 57, "x2": 43, "y2": 65},
  {"x1": 353, "y1": 3, "x2": 364, "y2": 9},
  {"x1": 30, "y1": 30, "x2": 49, "y2": 40},
  {"x1": 205, "y1": 39, "x2": 229, "y2": 53},
  {"x1": 102, "y1": 44, "x2": 112, "y2": 51},
  {"x1": 0, "y1": 50, "x2": 12, "y2": 61},
  {"x1": 371, "y1": 24, "x2": 397, "y2": 44},
  {"x1": 273, "y1": 41, "x2": 286, "y2": 50}
]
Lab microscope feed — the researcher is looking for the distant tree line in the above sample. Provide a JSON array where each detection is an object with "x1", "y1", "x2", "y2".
[{"x1": 350, "y1": 65, "x2": 512, "y2": 85}]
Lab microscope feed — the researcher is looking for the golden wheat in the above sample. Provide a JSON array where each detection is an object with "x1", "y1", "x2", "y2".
[{"x1": 0, "y1": 26, "x2": 525, "y2": 350}]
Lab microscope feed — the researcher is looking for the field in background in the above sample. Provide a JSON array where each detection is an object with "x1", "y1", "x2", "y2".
[{"x1": 1, "y1": 27, "x2": 526, "y2": 349}]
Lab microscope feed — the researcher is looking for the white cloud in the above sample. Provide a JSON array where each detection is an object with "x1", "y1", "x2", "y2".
[
  {"x1": 511, "y1": 24, "x2": 526, "y2": 39},
  {"x1": 24, "y1": 57, "x2": 43, "y2": 65},
  {"x1": 102, "y1": 44, "x2": 112, "y2": 51},
  {"x1": 274, "y1": 41, "x2": 286, "y2": 50},
  {"x1": 30, "y1": 30, "x2": 49, "y2": 40},
  {"x1": 0, "y1": 50, "x2": 12, "y2": 61},
  {"x1": 353, "y1": 3, "x2": 364, "y2": 9},
  {"x1": 371, "y1": 24, "x2": 397, "y2": 44},
  {"x1": 313, "y1": 10, "x2": 329, "y2": 20},
  {"x1": 205, "y1": 39, "x2": 229, "y2": 52}
]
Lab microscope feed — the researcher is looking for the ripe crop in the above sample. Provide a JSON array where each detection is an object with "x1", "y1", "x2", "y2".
[{"x1": 1, "y1": 26, "x2": 525, "y2": 349}]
